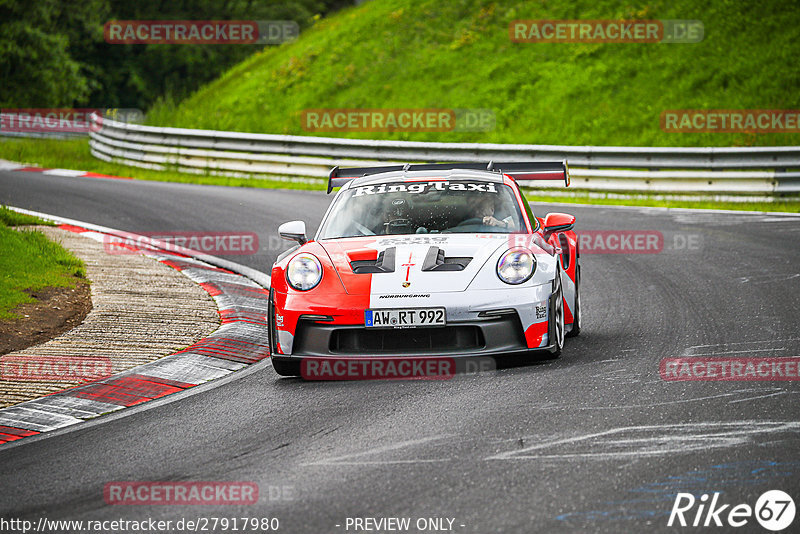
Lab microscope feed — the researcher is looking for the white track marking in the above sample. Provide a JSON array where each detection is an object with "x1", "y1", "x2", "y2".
[
  {"x1": 486, "y1": 421, "x2": 800, "y2": 460},
  {"x1": 738, "y1": 273, "x2": 800, "y2": 284},
  {"x1": 682, "y1": 338, "x2": 800, "y2": 357},
  {"x1": 686, "y1": 348, "x2": 789, "y2": 357},
  {"x1": 685, "y1": 338, "x2": 800, "y2": 350},
  {"x1": 727, "y1": 390, "x2": 788, "y2": 404},
  {"x1": 538, "y1": 388, "x2": 788, "y2": 411},
  {"x1": 302, "y1": 436, "x2": 451, "y2": 466},
  {"x1": 301, "y1": 419, "x2": 799, "y2": 466}
]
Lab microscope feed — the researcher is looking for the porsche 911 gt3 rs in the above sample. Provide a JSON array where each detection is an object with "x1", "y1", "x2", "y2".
[{"x1": 269, "y1": 161, "x2": 580, "y2": 377}]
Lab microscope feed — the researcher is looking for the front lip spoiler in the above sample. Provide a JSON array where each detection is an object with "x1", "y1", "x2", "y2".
[
  {"x1": 270, "y1": 346, "x2": 559, "y2": 378},
  {"x1": 272, "y1": 344, "x2": 558, "y2": 363}
]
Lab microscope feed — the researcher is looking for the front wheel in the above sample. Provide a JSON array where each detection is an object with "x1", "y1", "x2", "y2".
[
  {"x1": 269, "y1": 289, "x2": 301, "y2": 377},
  {"x1": 549, "y1": 268, "x2": 565, "y2": 357}
]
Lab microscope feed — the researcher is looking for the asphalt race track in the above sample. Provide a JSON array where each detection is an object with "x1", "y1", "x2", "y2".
[{"x1": 2, "y1": 170, "x2": 800, "y2": 532}]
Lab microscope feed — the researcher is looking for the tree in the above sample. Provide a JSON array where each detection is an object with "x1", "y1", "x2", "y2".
[{"x1": 0, "y1": 0, "x2": 354, "y2": 110}]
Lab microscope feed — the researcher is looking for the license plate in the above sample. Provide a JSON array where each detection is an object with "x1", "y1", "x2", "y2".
[{"x1": 365, "y1": 308, "x2": 446, "y2": 328}]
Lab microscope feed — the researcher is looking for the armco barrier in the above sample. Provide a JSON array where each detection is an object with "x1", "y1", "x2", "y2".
[{"x1": 83, "y1": 115, "x2": 798, "y2": 195}]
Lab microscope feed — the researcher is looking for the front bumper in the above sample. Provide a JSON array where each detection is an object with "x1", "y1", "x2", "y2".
[
  {"x1": 270, "y1": 291, "x2": 563, "y2": 378},
  {"x1": 272, "y1": 284, "x2": 555, "y2": 357},
  {"x1": 290, "y1": 313, "x2": 529, "y2": 358}
]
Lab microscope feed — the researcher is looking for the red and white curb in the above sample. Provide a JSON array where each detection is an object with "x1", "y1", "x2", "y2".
[
  {"x1": 0, "y1": 159, "x2": 131, "y2": 180},
  {"x1": 0, "y1": 212, "x2": 271, "y2": 446}
]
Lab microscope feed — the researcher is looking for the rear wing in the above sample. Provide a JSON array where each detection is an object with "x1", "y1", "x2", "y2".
[{"x1": 327, "y1": 161, "x2": 569, "y2": 193}]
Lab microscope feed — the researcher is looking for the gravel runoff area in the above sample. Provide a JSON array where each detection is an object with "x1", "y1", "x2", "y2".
[{"x1": 0, "y1": 226, "x2": 220, "y2": 408}]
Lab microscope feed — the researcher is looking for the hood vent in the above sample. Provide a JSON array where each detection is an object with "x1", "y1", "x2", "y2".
[
  {"x1": 421, "y1": 246, "x2": 471, "y2": 272},
  {"x1": 350, "y1": 246, "x2": 396, "y2": 273}
]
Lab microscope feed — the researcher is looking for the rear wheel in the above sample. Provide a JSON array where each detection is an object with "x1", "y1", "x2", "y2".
[{"x1": 566, "y1": 263, "x2": 581, "y2": 338}]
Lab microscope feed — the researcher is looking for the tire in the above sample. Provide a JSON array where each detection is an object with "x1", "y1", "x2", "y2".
[
  {"x1": 549, "y1": 267, "x2": 566, "y2": 357},
  {"x1": 267, "y1": 288, "x2": 278, "y2": 355},
  {"x1": 566, "y1": 263, "x2": 581, "y2": 338},
  {"x1": 268, "y1": 289, "x2": 301, "y2": 377}
]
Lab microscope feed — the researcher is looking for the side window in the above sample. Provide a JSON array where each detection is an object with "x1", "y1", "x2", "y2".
[{"x1": 516, "y1": 187, "x2": 538, "y2": 232}]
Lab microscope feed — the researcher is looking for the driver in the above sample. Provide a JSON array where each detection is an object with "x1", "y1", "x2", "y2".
[
  {"x1": 473, "y1": 196, "x2": 513, "y2": 229},
  {"x1": 382, "y1": 197, "x2": 414, "y2": 234}
]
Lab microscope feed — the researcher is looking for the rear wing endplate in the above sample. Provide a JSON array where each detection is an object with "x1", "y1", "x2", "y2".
[{"x1": 327, "y1": 161, "x2": 569, "y2": 193}]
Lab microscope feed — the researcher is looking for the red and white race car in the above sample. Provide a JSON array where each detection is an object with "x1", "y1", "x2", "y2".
[{"x1": 269, "y1": 162, "x2": 580, "y2": 377}]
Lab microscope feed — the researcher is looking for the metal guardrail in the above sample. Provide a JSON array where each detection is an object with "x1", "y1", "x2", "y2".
[
  {"x1": 0, "y1": 112, "x2": 87, "y2": 139},
  {"x1": 88, "y1": 115, "x2": 800, "y2": 195},
  {"x1": 0, "y1": 131, "x2": 86, "y2": 139},
  {"x1": 0, "y1": 110, "x2": 139, "y2": 139}
]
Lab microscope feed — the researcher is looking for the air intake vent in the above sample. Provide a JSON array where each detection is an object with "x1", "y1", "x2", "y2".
[
  {"x1": 350, "y1": 247, "x2": 396, "y2": 273},
  {"x1": 330, "y1": 326, "x2": 484, "y2": 353},
  {"x1": 421, "y1": 246, "x2": 471, "y2": 272}
]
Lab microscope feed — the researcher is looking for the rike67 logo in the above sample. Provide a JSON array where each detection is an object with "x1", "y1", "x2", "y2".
[{"x1": 668, "y1": 490, "x2": 795, "y2": 531}]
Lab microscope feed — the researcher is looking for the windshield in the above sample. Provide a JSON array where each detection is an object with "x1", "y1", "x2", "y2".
[{"x1": 319, "y1": 179, "x2": 527, "y2": 239}]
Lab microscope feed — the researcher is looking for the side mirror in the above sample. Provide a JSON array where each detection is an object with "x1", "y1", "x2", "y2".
[
  {"x1": 542, "y1": 213, "x2": 575, "y2": 237},
  {"x1": 279, "y1": 220, "x2": 307, "y2": 245}
]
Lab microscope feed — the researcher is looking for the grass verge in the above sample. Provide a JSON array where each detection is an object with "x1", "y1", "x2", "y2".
[
  {"x1": 0, "y1": 206, "x2": 55, "y2": 226},
  {"x1": 149, "y1": 0, "x2": 800, "y2": 147},
  {"x1": 0, "y1": 206, "x2": 86, "y2": 320}
]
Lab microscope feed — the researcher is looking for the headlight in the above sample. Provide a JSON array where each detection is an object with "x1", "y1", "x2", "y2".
[
  {"x1": 287, "y1": 253, "x2": 323, "y2": 291},
  {"x1": 496, "y1": 248, "x2": 535, "y2": 285}
]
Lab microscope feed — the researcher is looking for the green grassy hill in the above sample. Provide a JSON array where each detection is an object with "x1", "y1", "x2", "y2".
[{"x1": 149, "y1": 0, "x2": 800, "y2": 147}]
